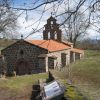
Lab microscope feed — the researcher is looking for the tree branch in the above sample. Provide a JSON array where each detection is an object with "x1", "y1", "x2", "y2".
[{"x1": 0, "y1": 0, "x2": 60, "y2": 11}]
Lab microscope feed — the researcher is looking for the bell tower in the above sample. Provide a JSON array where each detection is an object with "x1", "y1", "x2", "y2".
[{"x1": 43, "y1": 16, "x2": 62, "y2": 42}]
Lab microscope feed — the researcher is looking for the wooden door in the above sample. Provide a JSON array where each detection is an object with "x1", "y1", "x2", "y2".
[{"x1": 16, "y1": 60, "x2": 30, "y2": 75}]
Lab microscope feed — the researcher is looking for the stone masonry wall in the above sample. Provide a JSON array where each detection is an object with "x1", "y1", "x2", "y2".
[
  {"x1": 0, "y1": 57, "x2": 3, "y2": 74},
  {"x1": 1, "y1": 40, "x2": 48, "y2": 74},
  {"x1": 47, "y1": 49, "x2": 70, "y2": 68}
]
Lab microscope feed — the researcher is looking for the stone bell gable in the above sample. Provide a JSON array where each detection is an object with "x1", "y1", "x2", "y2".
[
  {"x1": 1, "y1": 40, "x2": 48, "y2": 75},
  {"x1": 43, "y1": 16, "x2": 62, "y2": 42}
]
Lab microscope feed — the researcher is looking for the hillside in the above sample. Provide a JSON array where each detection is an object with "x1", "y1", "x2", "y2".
[
  {"x1": 51, "y1": 50, "x2": 100, "y2": 100},
  {"x1": 72, "y1": 50, "x2": 100, "y2": 100},
  {"x1": 0, "y1": 39, "x2": 16, "y2": 52}
]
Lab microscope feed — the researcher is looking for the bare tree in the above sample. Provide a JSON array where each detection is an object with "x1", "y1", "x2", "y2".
[
  {"x1": 62, "y1": 11, "x2": 90, "y2": 47},
  {"x1": 0, "y1": 0, "x2": 99, "y2": 40},
  {"x1": 0, "y1": 0, "x2": 19, "y2": 39}
]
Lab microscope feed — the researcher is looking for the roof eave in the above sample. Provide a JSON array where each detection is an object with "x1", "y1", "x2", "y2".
[{"x1": 49, "y1": 48, "x2": 71, "y2": 53}]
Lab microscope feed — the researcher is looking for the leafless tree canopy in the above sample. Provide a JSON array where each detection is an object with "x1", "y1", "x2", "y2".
[
  {"x1": 0, "y1": 8, "x2": 18, "y2": 38},
  {"x1": 0, "y1": 0, "x2": 19, "y2": 39},
  {"x1": 62, "y1": 11, "x2": 90, "y2": 46},
  {"x1": 0, "y1": 0, "x2": 100, "y2": 43}
]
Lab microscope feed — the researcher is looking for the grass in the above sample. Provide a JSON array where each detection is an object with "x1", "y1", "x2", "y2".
[
  {"x1": 0, "y1": 73, "x2": 47, "y2": 90},
  {"x1": 51, "y1": 50, "x2": 100, "y2": 100},
  {"x1": 71, "y1": 50, "x2": 100, "y2": 100},
  {"x1": 0, "y1": 73, "x2": 48, "y2": 99},
  {"x1": 60, "y1": 79, "x2": 86, "y2": 100},
  {"x1": 72, "y1": 50, "x2": 100, "y2": 85}
]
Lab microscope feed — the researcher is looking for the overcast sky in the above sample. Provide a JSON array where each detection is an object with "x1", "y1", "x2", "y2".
[{"x1": 10, "y1": 0, "x2": 100, "y2": 40}]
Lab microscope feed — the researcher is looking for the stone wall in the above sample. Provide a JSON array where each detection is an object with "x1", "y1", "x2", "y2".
[
  {"x1": 38, "y1": 58, "x2": 46, "y2": 72},
  {"x1": 0, "y1": 56, "x2": 3, "y2": 74},
  {"x1": 48, "y1": 57, "x2": 54, "y2": 69},
  {"x1": 1, "y1": 40, "x2": 48, "y2": 75},
  {"x1": 70, "y1": 52, "x2": 83, "y2": 63},
  {"x1": 47, "y1": 49, "x2": 70, "y2": 68},
  {"x1": 75, "y1": 53, "x2": 80, "y2": 60}
]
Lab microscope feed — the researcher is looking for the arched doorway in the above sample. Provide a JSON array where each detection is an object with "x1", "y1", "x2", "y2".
[{"x1": 16, "y1": 59, "x2": 30, "y2": 75}]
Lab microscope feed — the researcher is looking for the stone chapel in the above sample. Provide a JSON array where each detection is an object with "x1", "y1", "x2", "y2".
[{"x1": 0, "y1": 16, "x2": 84, "y2": 75}]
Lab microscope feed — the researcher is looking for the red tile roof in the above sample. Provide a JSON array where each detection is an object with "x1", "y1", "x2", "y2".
[
  {"x1": 27, "y1": 40, "x2": 70, "y2": 52},
  {"x1": 71, "y1": 48, "x2": 84, "y2": 54},
  {"x1": 62, "y1": 41, "x2": 73, "y2": 45}
]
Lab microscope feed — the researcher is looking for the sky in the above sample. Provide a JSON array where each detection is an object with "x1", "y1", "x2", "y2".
[{"x1": 9, "y1": 0, "x2": 100, "y2": 40}]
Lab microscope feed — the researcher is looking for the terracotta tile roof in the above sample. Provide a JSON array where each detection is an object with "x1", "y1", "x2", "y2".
[
  {"x1": 62, "y1": 41, "x2": 73, "y2": 45},
  {"x1": 71, "y1": 48, "x2": 84, "y2": 54},
  {"x1": 27, "y1": 40, "x2": 70, "y2": 52}
]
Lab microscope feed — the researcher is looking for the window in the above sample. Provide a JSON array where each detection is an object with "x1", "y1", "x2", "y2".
[{"x1": 20, "y1": 50, "x2": 24, "y2": 55}]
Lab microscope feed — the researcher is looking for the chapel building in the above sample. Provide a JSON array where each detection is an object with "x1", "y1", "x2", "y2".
[{"x1": 0, "y1": 16, "x2": 84, "y2": 75}]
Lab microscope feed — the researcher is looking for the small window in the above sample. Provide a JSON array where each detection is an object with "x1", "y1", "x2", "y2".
[{"x1": 20, "y1": 50, "x2": 24, "y2": 55}]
